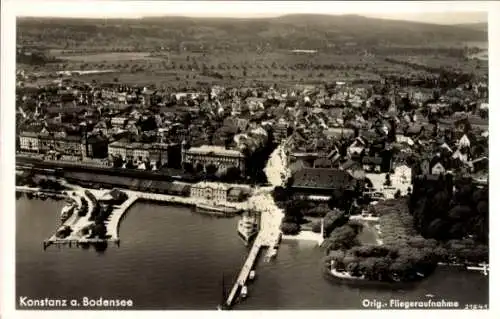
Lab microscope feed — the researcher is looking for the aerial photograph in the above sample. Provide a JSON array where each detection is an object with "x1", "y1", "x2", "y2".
[{"x1": 11, "y1": 1, "x2": 489, "y2": 312}]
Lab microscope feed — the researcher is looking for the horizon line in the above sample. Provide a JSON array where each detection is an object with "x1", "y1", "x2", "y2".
[{"x1": 16, "y1": 13, "x2": 488, "y2": 26}]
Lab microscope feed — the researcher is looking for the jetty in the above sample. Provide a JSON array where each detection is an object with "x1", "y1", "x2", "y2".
[
  {"x1": 225, "y1": 230, "x2": 281, "y2": 307},
  {"x1": 106, "y1": 195, "x2": 139, "y2": 240},
  {"x1": 224, "y1": 191, "x2": 284, "y2": 308}
]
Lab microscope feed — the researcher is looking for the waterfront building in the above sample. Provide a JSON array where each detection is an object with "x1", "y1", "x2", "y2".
[
  {"x1": 19, "y1": 131, "x2": 40, "y2": 153},
  {"x1": 182, "y1": 144, "x2": 246, "y2": 173},
  {"x1": 108, "y1": 141, "x2": 128, "y2": 160},
  {"x1": 39, "y1": 130, "x2": 82, "y2": 157},
  {"x1": 108, "y1": 141, "x2": 171, "y2": 166},
  {"x1": 190, "y1": 182, "x2": 230, "y2": 202}
]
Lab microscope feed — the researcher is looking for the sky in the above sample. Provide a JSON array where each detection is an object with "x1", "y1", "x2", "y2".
[{"x1": 9, "y1": 1, "x2": 490, "y2": 25}]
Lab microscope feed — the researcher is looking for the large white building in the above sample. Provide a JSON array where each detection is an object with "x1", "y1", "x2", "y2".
[
  {"x1": 190, "y1": 182, "x2": 230, "y2": 202},
  {"x1": 108, "y1": 141, "x2": 170, "y2": 166},
  {"x1": 182, "y1": 144, "x2": 245, "y2": 172},
  {"x1": 19, "y1": 131, "x2": 40, "y2": 152}
]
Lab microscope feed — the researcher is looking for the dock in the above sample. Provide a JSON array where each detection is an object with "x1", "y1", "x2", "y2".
[
  {"x1": 225, "y1": 191, "x2": 284, "y2": 308},
  {"x1": 225, "y1": 229, "x2": 283, "y2": 308}
]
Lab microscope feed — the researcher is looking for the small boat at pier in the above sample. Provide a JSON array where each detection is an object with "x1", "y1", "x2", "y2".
[
  {"x1": 466, "y1": 263, "x2": 489, "y2": 276},
  {"x1": 249, "y1": 270, "x2": 256, "y2": 281},
  {"x1": 240, "y1": 286, "x2": 248, "y2": 299}
]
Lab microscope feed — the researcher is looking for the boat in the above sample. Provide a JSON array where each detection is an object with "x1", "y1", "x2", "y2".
[
  {"x1": 39, "y1": 193, "x2": 47, "y2": 200},
  {"x1": 249, "y1": 270, "x2": 256, "y2": 281},
  {"x1": 240, "y1": 286, "x2": 248, "y2": 299},
  {"x1": 467, "y1": 263, "x2": 489, "y2": 276},
  {"x1": 238, "y1": 213, "x2": 259, "y2": 245},
  {"x1": 196, "y1": 203, "x2": 242, "y2": 217}
]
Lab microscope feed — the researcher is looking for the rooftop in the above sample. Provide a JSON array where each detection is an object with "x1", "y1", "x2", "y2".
[
  {"x1": 186, "y1": 145, "x2": 244, "y2": 157},
  {"x1": 292, "y1": 168, "x2": 354, "y2": 190}
]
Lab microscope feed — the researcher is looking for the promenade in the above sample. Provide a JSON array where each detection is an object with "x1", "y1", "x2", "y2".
[{"x1": 125, "y1": 189, "x2": 249, "y2": 211}]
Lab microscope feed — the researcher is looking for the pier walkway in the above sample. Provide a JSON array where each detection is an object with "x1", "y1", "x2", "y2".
[
  {"x1": 106, "y1": 195, "x2": 138, "y2": 240},
  {"x1": 16, "y1": 186, "x2": 40, "y2": 193},
  {"x1": 225, "y1": 233, "x2": 266, "y2": 307},
  {"x1": 225, "y1": 191, "x2": 284, "y2": 308}
]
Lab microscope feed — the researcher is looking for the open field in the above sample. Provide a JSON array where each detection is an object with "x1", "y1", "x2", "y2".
[
  {"x1": 387, "y1": 55, "x2": 488, "y2": 76},
  {"x1": 25, "y1": 49, "x2": 484, "y2": 88},
  {"x1": 56, "y1": 51, "x2": 163, "y2": 63}
]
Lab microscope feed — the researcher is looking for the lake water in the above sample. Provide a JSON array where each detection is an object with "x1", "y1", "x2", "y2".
[{"x1": 16, "y1": 198, "x2": 488, "y2": 310}]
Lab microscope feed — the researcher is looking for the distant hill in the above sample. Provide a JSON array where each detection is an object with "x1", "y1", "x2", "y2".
[
  {"x1": 16, "y1": 14, "x2": 488, "y2": 51},
  {"x1": 453, "y1": 22, "x2": 487, "y2": 33}
]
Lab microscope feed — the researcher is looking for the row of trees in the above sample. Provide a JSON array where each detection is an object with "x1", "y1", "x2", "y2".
[
  {"x1": 376, "y1": 198, "x2": 489, "y2": 264},
  {"x1": 326, "y1": 242, "x2": 437, "y2": 282},
  {"x1": 409, "y1": 176, "x2": 488, "y2": 243},
  {"x1": 323, "y1": 221, "x2": 362, "y2": 252}
]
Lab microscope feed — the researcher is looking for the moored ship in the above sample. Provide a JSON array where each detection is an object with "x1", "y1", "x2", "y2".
[
  {"x1": 237, "y1": 210, "x2": 260, "y2": 245},
  {"x1": 195, "y1": 202, "x2": 243, "y2": 217}
]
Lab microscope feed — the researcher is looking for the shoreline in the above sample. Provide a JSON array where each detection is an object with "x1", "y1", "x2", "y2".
[{"x1": 322, "y1": 264, "x2": 423, "y2": 290}]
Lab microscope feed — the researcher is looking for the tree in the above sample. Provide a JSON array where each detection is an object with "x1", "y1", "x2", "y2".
[
  {"x1": 323, "y1": 209, "x2": 348, "y2": 236},
  {"x1": 112, "y1": 156, "x2": 124, "y2": 169},
  {"x1": 328, "y1": 249, "x2": 345, "y2": 262},
  {"x1": 433, "y1": 246, "x2": 449, "y2": 262},
  {"x1": 383, "y1": 173, "x2": 392, "y2": 186},
  {"x1": 125, "y1": 159, "x2": 135, "y2": 169},
  {"x1": 224, "y1": 166, "x2": 241, "y2": 182},
  {"x1": 358, "y1": 257, "x2": 378, "y2": 278},
  {"x1": 195, "y1": 163, "x2": 204, "y2": 173},
  {"x1": 183, "y1": 162, "x2": 194, "y2": 173},
  {"x1": 93, "y1": 223, "x2": 107, "y2": 239},
  {"x1": 281, "y1": 222, "x2": 300, "y2": 235},
  {"x1": 448, "y1": 205, "x2": 473, "y2": 220},
  {"x1": 311, "y1": 221, "x2": 322, "y2": 233},
  {"x1": 272, "y1": 186, "x2": 288, "y2": 203},
  {"x1": 326, "y1": 224, "x2": 359, "y2": 251},
  {"x1": 206, "y1": 163, "x2": 218, "y2": 175}
]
